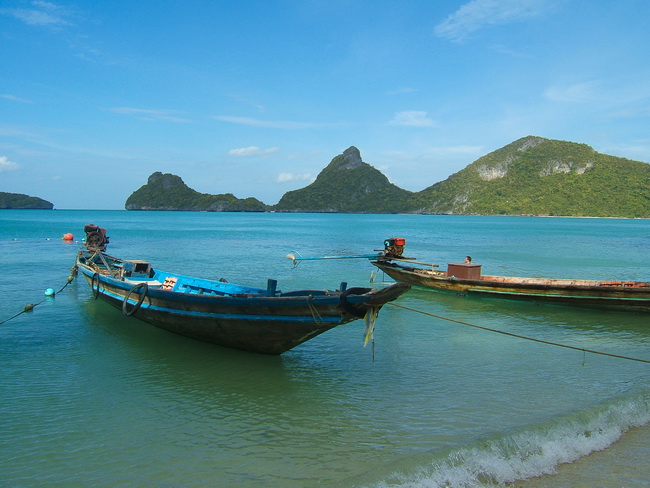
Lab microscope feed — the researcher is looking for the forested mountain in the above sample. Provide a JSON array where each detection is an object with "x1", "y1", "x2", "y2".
[
  {"x1": 273, "y1": 146, "x2": 414, "y2": 213},
  {"x1": 123, "y1": 137, "x2": 650, "y2": 218},
  {"x1": 125, "y1": 172, "x2": 267, "y2": 211},
  {"x1": 413, "y1": 136, "x2": 649, "y2": 218},
  {"x1": 0, "y1": 192, "x2": 53, "y2": 209}
]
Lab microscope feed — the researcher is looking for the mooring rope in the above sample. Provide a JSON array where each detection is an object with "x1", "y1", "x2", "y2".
[
  {"x1": 307, "y1": 295, "x2": 324, "y2": 323},
  {"x1": 0, "y1": 266, "x2": 78, "y2": 326},
  {"x1": 388, "y1": 302, "x2": 650, "y2": 364}
]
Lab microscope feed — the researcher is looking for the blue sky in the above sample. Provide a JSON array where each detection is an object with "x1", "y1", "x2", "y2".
[{"x1": 1, "y1": 0, "x2": 649, "y2": 209}]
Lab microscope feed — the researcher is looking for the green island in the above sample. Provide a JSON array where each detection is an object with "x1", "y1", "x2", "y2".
[
  {"x1": 126, "y1": 136, "x2": 650, "y2": 218},
  {"x1": 125, "y1": 172, "x2": 267, "y2": 212},
  {"x1": 0, "y1": 192, "x2": 54, "y2": 209}
]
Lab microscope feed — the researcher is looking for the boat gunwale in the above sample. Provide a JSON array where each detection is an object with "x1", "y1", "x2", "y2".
[
  {"x1": 77, "y1": 264, "x2": 367, "y2": 308},
  {"x1": 372, "y1": 261, "x2": 650, "y2": 293},
  {"x1": 76, "y1": 254, "x2": 353, "y2": 300},
  {"x1": 372, "y1": 261, "x2": 650, "y2": 314},
  {"x1": 76, "y1": 254, "x2": 406, "y2": 312}
]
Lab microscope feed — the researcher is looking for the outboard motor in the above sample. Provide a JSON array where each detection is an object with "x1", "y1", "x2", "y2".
[
  {"x1": 84, "y1": 224, "x2": 109, "y2": 251},
  {"x1": 383, "y1": 237, "x2": 406, "y2": 258}
]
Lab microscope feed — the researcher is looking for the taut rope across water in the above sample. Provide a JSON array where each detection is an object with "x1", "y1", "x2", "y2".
[{"x1": 388, "y1": 302, "x2": 650, "y2": 364}]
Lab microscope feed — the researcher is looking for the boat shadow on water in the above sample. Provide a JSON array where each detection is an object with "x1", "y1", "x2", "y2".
[{"x1": 76, "y1": 297, "x2": 405, "y2": 428}]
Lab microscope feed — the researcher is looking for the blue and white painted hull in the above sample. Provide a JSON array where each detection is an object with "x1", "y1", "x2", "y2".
[{"x1": 76, "y1": 250, "x2": 409, "y2": 354}]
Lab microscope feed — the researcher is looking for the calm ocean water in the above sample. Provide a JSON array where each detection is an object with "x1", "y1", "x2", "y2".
[{"x1": 1, "y1": 210, "x2": 648, "y2": 487}]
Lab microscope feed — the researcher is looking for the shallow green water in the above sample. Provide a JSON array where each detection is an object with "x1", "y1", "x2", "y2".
[{"x1": 1, "y1": 211, "x2": 648, "y2": 487}]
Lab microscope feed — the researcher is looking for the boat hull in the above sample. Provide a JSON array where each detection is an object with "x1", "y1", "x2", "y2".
[
  {"x1": 76, "y1": 256, "x2": 409, "y2": 354},
  {"x1": 373, "y1": 261, "x2": 650, "y2": 313}
]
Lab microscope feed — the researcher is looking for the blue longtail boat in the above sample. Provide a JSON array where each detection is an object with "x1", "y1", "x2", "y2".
[{"x1": 75, "y1": 225, "x2": 410, "y2": 354}]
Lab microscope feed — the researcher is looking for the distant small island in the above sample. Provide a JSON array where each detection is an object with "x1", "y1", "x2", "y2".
[
  {"x1": 0, "y1": 192, "x2": 53, "y2": 209},
  {"x1": 125, "y1": 172, "x2": 267, "y2": 212}
]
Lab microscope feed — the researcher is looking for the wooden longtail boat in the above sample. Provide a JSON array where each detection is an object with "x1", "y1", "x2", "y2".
[
  {"x1": 75, "y1": 225, "x2": 410, "y2": 355},
  {"x1": 371, "y1": 238, "x2": 650, "y2": 313}
]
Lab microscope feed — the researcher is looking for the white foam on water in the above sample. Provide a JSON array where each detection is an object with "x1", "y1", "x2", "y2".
[{"x1": 370, "y1": 392, "x2": 650, "y2": 488}]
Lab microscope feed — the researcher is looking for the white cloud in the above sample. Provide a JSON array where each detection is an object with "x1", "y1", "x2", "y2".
[
  {"x1": 384, "y1": 146, "x2": 484, "y2": 161},
  {"x1": 435, "y1": 0, "x2": 547, "y2": 42},
  {"x1": 0, "y1": 156, "x2": 20, "y2": 173},
  {"x1": 226, "y1": 94, "x2": 266, "y2": 113},
  {"x1": 108, "y1": 107, "x2": 191, "y2": 123},
  {"x1": 544, "y1": 81, "x2": 601, "y2": 103},
  {"x1": 389, "y1": 111, "x2": 437, "y2": 127},
  {"x1": 215, "y1": 116, "x2": 344, "y2": 129},
  {"x1": 0, "y1": 125, "x2": 39, "y2": 138},
  {"x1": 608, "y1": 106, "x2": 650, "y2": 119},
  {"x1": 228, "y1": 146, "x2": 279, "y2": 157},
  {"x1": 386, "y1": 87, "x2": 418, "y2": 95},
  {"x1": 489, "y1": 44, "x2": 531, "y2": 57},
  {"x1": 437, "y1": 145, "x2": 485, "y2": 155},
  {"x1": 216, "y1": 116, "x2": 310, "y2": 129},
  {"x1": 1, "y1": 1, "x2": 72, "y2": 27},
  {"x1": 277, "y1": 172, "x2": 313, "y2": 183},
  {"x1": 1, "y1": 94, "x2": 34, "y2": 104},
  {"x1": 598, "y1": 143, "x2": 650, "y2": 163}
]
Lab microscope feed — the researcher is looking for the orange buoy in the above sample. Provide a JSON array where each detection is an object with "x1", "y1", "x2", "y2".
[{"x1": 62, "y1": 233, "x2": 74, "y2": 241}]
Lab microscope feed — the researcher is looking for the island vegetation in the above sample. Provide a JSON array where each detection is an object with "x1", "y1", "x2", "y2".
[
  {"x1": 0, "y1": 192, "x2": 53, "y2": 209},
  {"x1": 125, "y1": 172, "x2": 267, "y2": 212},
  {"x1": 274, "y1": 146, "x2": 413, "y2": 213},
  {"x1": 124, "y1": 136, "x2": 649, "y2": 218},
  {"x1": 412, "y1": 136, "x2": 650, "y2": 218}
]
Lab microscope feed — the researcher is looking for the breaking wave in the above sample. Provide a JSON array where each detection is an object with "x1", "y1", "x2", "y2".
[{"x1": 372, "y1": 391, "x2": 650, "y2": 488}]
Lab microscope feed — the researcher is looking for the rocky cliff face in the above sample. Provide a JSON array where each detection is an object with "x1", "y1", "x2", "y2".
[
  {"x1": 335, "y1": 146, "x2": 364, "y2": 170},
  {"x1": 475, "y1": 136, "x2": 596, "y2": 181},
  {"x1": 146, "y1": 172, "x2": 185, "y2": 189}
]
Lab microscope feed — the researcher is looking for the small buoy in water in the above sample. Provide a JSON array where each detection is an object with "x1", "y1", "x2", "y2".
[
  {"x1": 45, "y1": 288, "x2": 55, "y2": 296},
  {"x1": 62, "y1": 233, "x2": 74, "y2": 241}
]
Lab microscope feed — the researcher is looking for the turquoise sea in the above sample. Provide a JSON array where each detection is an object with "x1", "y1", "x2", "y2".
[{"x1": 1, "y1": 210, "x2": 648, "y2": 487}]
